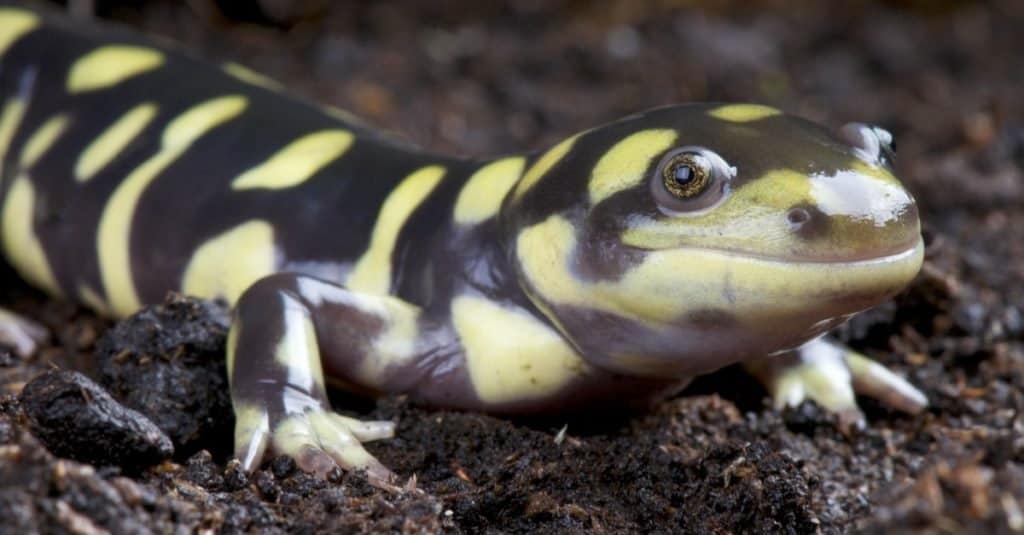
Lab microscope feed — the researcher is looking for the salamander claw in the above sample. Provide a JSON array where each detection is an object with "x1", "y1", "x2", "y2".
[{"x1": 845, "y1": 351, "x2": 928, "y2": 414}]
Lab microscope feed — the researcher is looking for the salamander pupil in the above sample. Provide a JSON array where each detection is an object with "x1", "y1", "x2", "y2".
[{"x1": 674, "y1": 165, "x2": 694, "y2": 185}]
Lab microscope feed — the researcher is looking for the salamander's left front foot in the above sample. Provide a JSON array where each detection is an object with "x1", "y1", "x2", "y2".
[
  {"x1": 227, "y1": 273, "x2": 429, "y2": 486},
  {"x1": 746, "y1": 337, "x2": 928, "y2": 429},
  {"x1": 235, "y1": 402, "x2": 396, "y2": 484}
]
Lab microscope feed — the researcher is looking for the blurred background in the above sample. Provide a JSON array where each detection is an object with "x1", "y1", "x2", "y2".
[{"x1": 48, "y1": 0, "x2": 1022, "y2": 292}]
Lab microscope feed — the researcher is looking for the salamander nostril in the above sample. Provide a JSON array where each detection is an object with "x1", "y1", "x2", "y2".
[
  {"x1": 787, "y1": 207, "x2": 811, "y2": 228},
  {"x1": 786, "y1": 204, "x2": 829, "y2": 240}
]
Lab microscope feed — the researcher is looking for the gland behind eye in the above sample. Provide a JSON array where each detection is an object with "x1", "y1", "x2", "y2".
[
  {"x1": 838, "y1": 122, "x2": 896, "y2": 167},
  {"x1": 652, "y1": 146, "x2": 734, "y2": 214}
]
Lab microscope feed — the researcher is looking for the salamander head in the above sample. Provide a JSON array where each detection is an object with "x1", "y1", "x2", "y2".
[{"x1": 505, "y1": 103, "x2": 922, "y2": 378}]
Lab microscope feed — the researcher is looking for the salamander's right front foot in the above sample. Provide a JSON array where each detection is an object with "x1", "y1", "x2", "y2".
[{"x1": 234, "y1": 402, "x2": 396, "y2": 485}]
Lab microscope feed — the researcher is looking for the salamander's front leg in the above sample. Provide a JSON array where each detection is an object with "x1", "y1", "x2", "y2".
[
  {"x1": 229, "y1": 273, "x2": 424, "y2": 484},
  {"x1": 746, "y1": 337, "x2": 928, "y2": 429}
]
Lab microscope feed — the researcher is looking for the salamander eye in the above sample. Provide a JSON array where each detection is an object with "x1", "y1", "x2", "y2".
[
  {"x1": 652, "y1": 146, "x2": 734, "y2": 213},
  {"x1": 662, "y1": 152, "x2": 712, "y2": 199}
]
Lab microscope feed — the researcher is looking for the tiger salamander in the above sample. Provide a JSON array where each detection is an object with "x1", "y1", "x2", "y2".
[{"x1": 0, "y1": 3, "x2": 927, "y2": 483}]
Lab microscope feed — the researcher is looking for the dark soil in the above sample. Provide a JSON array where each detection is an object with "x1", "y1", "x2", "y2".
[{"x1": 2, "y1": 0, "x2": 1022, "y2": 532}]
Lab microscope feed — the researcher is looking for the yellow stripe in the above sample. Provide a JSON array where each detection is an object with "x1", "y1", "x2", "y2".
[
  {"x1": 223, "y1": 62, "x2": 283, "y2": 91},
  {"x1": 0, "y1": 98, "x2": 27, "y2": 177},
  {"x1": 67, "y1": 45, "x2": 165, "y2": 93},
  {"x1": 453, "y1": 157, "x2": 526, "y2": 225},
  {"x1": 0, "y1": 8, "x2": 39, "y2": 56},
  {"x1": 1, "y1": 177, "x2": 60, "y2": 296},
  {"x1": 20, "y1": 114, "x2": 70, "y2": 169},
  {"x1": 231, "y1": 129, "x2": 354, "y2": 190},
  {"x1": 511, "y1": 134, "x2": 579, "y2": 203},
  {"x1": 346, "y1": 165, "x2": 445, "y2": 295},
  {"x1": 181, "y1": 220, "x2": 277, "y2": 304},
  {"x1": 452, "y1": 294, "x2": 588, "y2": 404},
  {"x1": 98, "y1": 95, "x2": 248, "y2": 316},
  {"x1": 708, "y1": 104, "x2": 780, "y2": 123},
  {"x1": 76, "y1": 102, "x2": 159, "y2": 182},
  {"x1": 588, "y1": 129, "x2": 677, "y2": 205}
]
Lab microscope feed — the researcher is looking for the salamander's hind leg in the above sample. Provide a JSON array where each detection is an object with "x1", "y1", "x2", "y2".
[
  {"x1": 0, "y1": 308, "x2": 48, "y2": 357},
  {"x1": 229, "y1": 273, "x2": 429, "y2": 484},
  {"x1": 745, "y1": 336, "x2": 928, "y2": 429}
]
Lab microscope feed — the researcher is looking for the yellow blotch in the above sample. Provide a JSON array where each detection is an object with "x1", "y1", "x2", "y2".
[
  {"x1": 21, "y1": 114, "x2": 70, "y2": 169},
  {"x1": 272, "y1": 295, "x2": 324, "y2": 395},
  {"x1": 231, "y1": 129, "x2": 354, "y2": 190},
  {"x1": 728, "y1": 169, "x2": 811, "y2": 209},
  {"x1": 223, "y1": 62, "x2": 283, "y2": 91},
  {"x1": 708, "y1": 104, "x2": 780, "y2": 123},
  {"x1": 452, "y1": 294, "x2": 588, "y2": 404},
  {"x1": 0, "y1": 113, "x2": 71, "y2": 297},
  {"x1": 0, "y1": 8, "x2": 39, "y2": 56},
  {"x1": 1, "y1": 177, "x2": 60, "y2": 296},
  {"x1": 346, "y1": 165, "x2": 445, "y2": 295},
  {"x1": 515, "y1": 215, "x2": 583, "y2": 310},
  {"x1": 517, "y1": 214, "x2": 924, "y2": 324},
  {"x1": 357, "y1": 296, "x2": 421, "y2": 384},
  {"x1": 0, "y1": 98, "x2": 26, "y2": 178},
  {"x1": 181, "y1": 220, "x2": 276, "y2": 305},
  {"x1": 67, "y1": 45, "x2": 164, "y2": 93},
  {"x1": 99, "y1": 95, "x2": 248, "y2": 316},
  {"x1": 453, "y1": 157, "x2": 526, "y2": 225},
  {"x1": 619, "y1": 169, "x2": 812, "y2": 252},
  {"x1": 511, "y1": 134, "x2": 579, "y2": 203},
  {"x1": 588, "y1": 129, "x2": 677, "y2": 205},
  {"x1": 76, "y1": 102, "x2": 159, "y2": 182}
]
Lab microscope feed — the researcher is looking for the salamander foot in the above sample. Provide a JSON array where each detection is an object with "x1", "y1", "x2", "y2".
[
  {"x1": 234, "y1": 403, "x2": 396, "y2": 486},
  {"x1": 747, "y1": 336, "x2": 928, "y2": 430}
]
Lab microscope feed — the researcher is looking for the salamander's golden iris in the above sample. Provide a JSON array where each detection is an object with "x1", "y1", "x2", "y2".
[
  {"x1": 663, "y1": 151, "x2": 710, "y2": 198},
  {"x1": 655, "y1": 146, "x2": 733, "y2": 212},
  {"x1": 0, "y1": 3, "x2": 928, "y2": 484}
]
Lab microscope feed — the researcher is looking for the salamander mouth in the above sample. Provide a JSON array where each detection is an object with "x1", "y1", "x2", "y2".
[
  {"x1": 793, "y1": 234, "x2": 924, "y2": 265},
  {"x1": 698, "y1": 235, "x2": 924, "y2": 266}
]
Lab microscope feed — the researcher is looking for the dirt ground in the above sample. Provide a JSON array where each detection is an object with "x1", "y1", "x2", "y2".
[{"x1": 1, "y1": 0, "x2": 1023, "y2": 532}]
